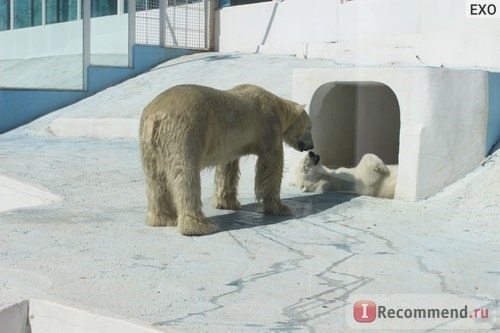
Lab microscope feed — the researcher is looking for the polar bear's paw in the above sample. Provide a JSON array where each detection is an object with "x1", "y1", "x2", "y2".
[
  {"x1": 360, "y1": 154, "x2": 389, "y2": 175},
  {"x1": 178, "y1": 213, "x2": 219, "y2": 236},
  {"x1": 211, "y1": 196, "x2": 242, "y2": 211},
  {"x1": 264, "y1": 201, "x2": 292, "y2": 216},
  {"x1": 145, "y1": 211, "x2": 177, "y2": 227}
]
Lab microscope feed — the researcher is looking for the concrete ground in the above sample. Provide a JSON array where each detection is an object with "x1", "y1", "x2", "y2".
[{"x1": 0, "y1": 53, "x2": 498, "y2": 332}]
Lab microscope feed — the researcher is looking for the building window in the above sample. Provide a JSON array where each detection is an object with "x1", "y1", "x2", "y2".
[
  {"x1": 0, "y1": 0, "x2": 10, "y2": 31},
  {"x1": 46, "y1": 0, "x2": 78, "y2": 24},
  {"x1": 91, "y1": 0, "x2": 118, "y2": 17},
  {"x1": 14, "y1": 0, "x2": 42, "y2": 29},
  {"x1": 1, "y1": 0, "x2": 124, "y2": 30}
]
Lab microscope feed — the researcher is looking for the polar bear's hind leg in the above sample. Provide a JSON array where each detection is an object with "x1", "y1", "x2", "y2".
[{"x1": 212, "y1": 159, "x2": 242, "y2": 210}]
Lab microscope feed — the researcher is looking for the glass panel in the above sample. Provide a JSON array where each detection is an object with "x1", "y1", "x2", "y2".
[
  {"x1": 0, "y1": 2, "x2": 83, "y2": 90},
  {"x1": 0, "y1": 0, "x2": 10, "y2": 31},
  {"x1": 14, "y1": 0, "x2": 42, "y2": 29},
  {"x1": 46, "y1": 0, "x2": 78, "y2": 24},
  {"x1": 91, "y1": 0, "x2": 118, "y2": 17},
  {"x1": 90, "y1": 0, "x2": 129, "y2": 66}
]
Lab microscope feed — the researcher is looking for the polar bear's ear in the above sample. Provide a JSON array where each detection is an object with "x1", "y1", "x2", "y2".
[{"x1": 293, "y1": 103, "x2": 305, "y2": 112}]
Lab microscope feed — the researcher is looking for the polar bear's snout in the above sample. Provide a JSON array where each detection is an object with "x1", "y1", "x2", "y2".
[
  {"x1": 298, "y1": 140, "x2": 314, "y2": 152},
  {"x1": 297, "y1": 128, "x2": 314, "y2": 152}
]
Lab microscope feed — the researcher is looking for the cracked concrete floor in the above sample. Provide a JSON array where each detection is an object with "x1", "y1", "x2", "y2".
[{"x1": 0, "y1": 53, "x2": 499, "y2": 332}]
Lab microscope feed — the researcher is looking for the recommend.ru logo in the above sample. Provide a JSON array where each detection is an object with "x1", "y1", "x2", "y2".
[
  {"x1": 353, "y1": 300, "x2": 377, "y2": 323},
  {"x1": 347, "y1": 294, "x2": 496, "y2": 330}
]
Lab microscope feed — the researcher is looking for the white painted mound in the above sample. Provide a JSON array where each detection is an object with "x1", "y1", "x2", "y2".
[
  {"x1": 0, "y1": 299, "x2": 170, "y2": 333},
  {"x1": 0, "y1": 175, "x2": 61, "y2": 212}
]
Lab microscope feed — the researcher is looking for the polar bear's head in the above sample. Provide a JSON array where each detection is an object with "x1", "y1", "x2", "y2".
[
  {"x1": 294, "y1": 151, "x2": 322, "y2": 191},
  {"x1": 283, "y1": 105, "x2": 314, "y2": 152}
]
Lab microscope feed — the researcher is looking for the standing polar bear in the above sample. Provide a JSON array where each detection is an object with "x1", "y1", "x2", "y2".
[{"x1": 139, "y1": 84, "x2": 313, "y2": 236}]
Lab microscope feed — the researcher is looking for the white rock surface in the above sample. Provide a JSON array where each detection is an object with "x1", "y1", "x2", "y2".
[{"x1": 0, "y1": 175, "x2": 61, "y2": 213}]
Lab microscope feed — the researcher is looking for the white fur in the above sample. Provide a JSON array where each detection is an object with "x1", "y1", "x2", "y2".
[
  {"x1": 139, "y1": 84, "x2": 313, "y2": 236},
  {"x1": 295, "y1": 153, "x2": 398, "y2": 199}
]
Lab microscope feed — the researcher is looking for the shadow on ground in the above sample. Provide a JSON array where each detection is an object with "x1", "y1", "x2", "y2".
[{"x1": 213, "y1": 192, "x2": 356, "y2": 233}]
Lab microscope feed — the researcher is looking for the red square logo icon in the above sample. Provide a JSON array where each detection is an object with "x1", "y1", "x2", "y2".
[{"x1": 353, "y1": 300, "x2": 377, "y2": 323}]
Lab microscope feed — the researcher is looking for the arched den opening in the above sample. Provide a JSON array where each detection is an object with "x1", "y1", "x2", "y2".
[{"x1": 309, "y1": 81, "x2": 401, "y2": 168}]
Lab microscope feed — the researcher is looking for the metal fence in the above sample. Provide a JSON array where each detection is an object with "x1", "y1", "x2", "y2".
[
  {"x1": 135, "y1": 0, "x2": 210, "y2": 50},
  {"x1": 135, "y1": 0, "x2": 160, "y2": 45}
]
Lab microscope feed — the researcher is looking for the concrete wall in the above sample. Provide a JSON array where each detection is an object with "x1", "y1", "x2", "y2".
[
  {"x1": 488, "y1": 72, "x2": 500, "y2": 153},
  {"x1": 354, "y1": 83, "x2": 400, "y2": 165},
  {"x1": 215, "y1": 0, "x2": 338, "y2": 54},
  {"x1": 215, "y1": 0, "x2": 500, "y2": 70},
  {"x1": 310, "y1": 83, "x2": 356, "y2": 168},
  {"x1": 338, "y1": 0, "x2": 500, "y2": 40}
]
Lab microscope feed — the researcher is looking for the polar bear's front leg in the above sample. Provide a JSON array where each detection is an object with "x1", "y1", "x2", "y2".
[
  {"x1": 255, "y1": 147, "x2": 292, "y2": 216},
  {"x1": 212, "y1": 159, "x2": 242, "y2": 210}
]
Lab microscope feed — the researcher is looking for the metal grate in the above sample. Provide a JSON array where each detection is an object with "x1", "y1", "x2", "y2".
[
  {"x1": 165, "y1": 0, "x2": 208, "y2": 50},
  {"x1": 135, "y1": 0, "x2": 209, "y2": 49},
  {"x1": 136, "y1": 0, "x2": 161, "y2": 45}
]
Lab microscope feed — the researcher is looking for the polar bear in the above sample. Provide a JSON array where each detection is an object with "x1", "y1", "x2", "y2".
[
  {"x1": 295, "y1": 151, "x2": 397, "y2": 199},
  {"x1": 139, "y1": 84, "x2": 313, "y2": 236}
]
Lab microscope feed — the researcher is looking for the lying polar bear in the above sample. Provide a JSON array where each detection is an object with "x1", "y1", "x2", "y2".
[{"x1": 295, "y1": 151, "x2": 397, "y2": 199}]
